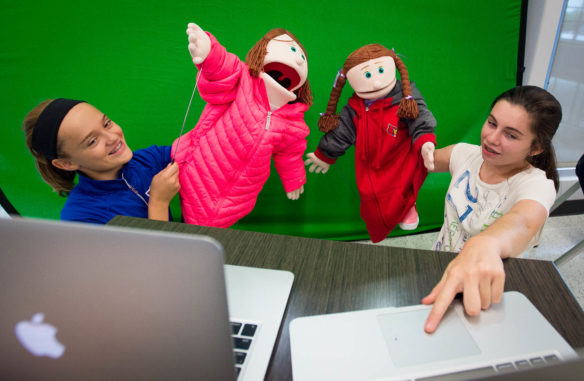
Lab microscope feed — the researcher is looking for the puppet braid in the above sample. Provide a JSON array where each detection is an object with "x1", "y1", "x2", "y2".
[
  {"x1": 318, "y1": 71, "x2": 347, "y2": 133},
  {"x1": 394, "y1": 55, "x2": 419, "y2": 119}
]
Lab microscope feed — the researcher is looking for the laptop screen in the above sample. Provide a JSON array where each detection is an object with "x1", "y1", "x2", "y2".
[{"x1": 0, "y1": 217, "x2": 237, "y2": 380}]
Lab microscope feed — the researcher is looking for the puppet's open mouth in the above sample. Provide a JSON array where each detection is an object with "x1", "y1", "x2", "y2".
[{"x1": 264, "y1": 62, "x2": 301, "y2": 91}]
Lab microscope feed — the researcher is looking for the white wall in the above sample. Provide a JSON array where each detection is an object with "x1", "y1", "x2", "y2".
[
  {"x1": 523, "y1": 0, "x2": 565, "y2": 87},
  {"x1": 523, "y1": 0, "x2": 582, "y2": 202}
]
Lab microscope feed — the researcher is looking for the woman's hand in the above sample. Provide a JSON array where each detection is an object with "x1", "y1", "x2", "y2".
[
  {"x1": 148, "y1": 162, "x2": 180, "y2": 220},
  {"x1": 422, "y1": 236, "x2": 506, "y2": 333}
]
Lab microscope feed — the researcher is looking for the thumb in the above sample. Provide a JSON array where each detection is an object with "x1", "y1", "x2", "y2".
[
  {"x1": 425, "y1": 156, "x2": 435, "y2": 171},
  {"x1": 166, "y1": 162, "x2": 179, "y2": 174},
  {"x1": 187, "y1": 23, "x2": 204, "y2": 34},
  {"x1": 422, "y1": 148, "x2": 435, "y2": 171}
]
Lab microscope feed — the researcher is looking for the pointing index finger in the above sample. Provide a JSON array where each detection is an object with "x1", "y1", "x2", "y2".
[{"x1": 424, "y1": 279, "x2": 458, "y2": 334}]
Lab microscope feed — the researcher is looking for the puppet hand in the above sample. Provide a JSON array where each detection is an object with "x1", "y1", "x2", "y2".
[
  {"x1": 304, "y1": 152, "x2": 330, "y2": 174},
  {"x1": 186, "y1": 23, "x2": 211, "y2": 65},
  {"x1": 286, "y1": 185, "x2": 304, "y2": 200},
  {"x1": 421, "y1": 141, "x2": 435, "y2": 171},
  {"x1": 421, "y1": 236, "x2": 505, "y2": 334}
]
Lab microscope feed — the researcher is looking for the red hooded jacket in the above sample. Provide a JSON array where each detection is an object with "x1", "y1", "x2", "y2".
[{"x1": 315, "y1": 84, "x2": 436, "y2": 242}]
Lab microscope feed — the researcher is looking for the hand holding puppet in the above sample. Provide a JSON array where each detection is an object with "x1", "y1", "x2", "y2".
[
  {"x1": 305, "y1": 44, "x2": 436, "y2": 242},
  {"x1": 173, "y1": 23, "x2": 312, "y2": 227}
]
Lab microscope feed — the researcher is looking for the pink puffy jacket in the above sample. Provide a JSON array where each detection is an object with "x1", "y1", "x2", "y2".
[{"x1": 172, "y1": 33, "x2": 310, "y2": 227}]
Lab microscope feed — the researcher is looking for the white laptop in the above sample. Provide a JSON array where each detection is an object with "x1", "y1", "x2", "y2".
[
  {"x1": 290, "y1": 291, "x2": 578, "y2": 380},
  {"x1": 0, "y1": 217, "x2": 293, "y2": 380}
]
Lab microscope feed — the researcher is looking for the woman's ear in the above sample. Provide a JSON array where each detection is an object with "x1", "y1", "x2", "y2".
[
  {"x1": 530, "y1": 144, "x2": 544, "y2": 157},
  {"x1": 51, "y1": 158, "x2": 77, "y2": 171}
]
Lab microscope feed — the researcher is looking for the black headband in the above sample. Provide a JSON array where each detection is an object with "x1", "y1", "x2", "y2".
[{"x1": 32, "y1": 98, "x2": 85, "y2": 160}]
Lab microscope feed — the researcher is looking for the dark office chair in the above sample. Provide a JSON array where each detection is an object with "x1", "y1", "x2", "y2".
[
  {"x1": 0, "y1": 186, "x2": 20, "y2": 217},
  {"x1": 553, "y1": 154, "x2": 584, "y2": 266},
  {"x1": 577, "y1": 153, "x2": 584, "y2": 191}
]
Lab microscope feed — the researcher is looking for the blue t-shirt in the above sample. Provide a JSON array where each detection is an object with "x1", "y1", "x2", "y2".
[{"x1": 61, "y1": 145, "x2": 172, "y2": 224}]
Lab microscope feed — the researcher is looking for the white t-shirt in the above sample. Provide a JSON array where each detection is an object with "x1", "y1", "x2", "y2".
[{"x1": 433, "y1": 143, "x2": 556, "y2": 253}]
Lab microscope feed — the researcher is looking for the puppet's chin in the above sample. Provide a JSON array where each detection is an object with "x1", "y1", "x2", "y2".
[
  {"x1": 260, "y1": 72, "x2": 298, "y2": 108},
  {"x1": 356, "y1": 85, "x2": 392, "y2": 100},
  {"x1": 263, "y1": 62, "x2": 302, "y2": 92},
  {"x1": 355, "y1": 79, "x2": 396, "y2": 100}
]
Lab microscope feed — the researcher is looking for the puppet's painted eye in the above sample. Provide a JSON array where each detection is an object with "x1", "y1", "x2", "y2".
[
  {"x1": 378, "y1": 67, "x2": 384, "y2": 74},
  {"x1": 290, "y1": 46, "x2": 297, "y2": 52},
  {"x1": 364, "y1": 71, "x2": 372, "y2": 78},
  {"x1": 301, "y1": 54, "x2": 306, "y2": 61}
]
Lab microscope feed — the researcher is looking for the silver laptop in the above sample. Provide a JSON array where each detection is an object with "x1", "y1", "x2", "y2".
[
  {"x1": 0, "y1": 217, "x2": 293, "y2": 380},
  {"x1": 290, "y1": 291, "x2": 578, "y2": 380}
]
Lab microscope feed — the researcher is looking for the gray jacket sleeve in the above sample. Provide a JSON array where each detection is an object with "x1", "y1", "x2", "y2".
[
  {"x1": 407, "y1": 83, "x2": 437, "y2": 143},
  {"x1": 316, "y1": 104, "x2": 357, "y2": 160}
]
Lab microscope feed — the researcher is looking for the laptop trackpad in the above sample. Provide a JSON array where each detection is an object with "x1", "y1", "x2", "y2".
[{"x1": 377, "y1": 307, "x2": 481, "y2": 368}]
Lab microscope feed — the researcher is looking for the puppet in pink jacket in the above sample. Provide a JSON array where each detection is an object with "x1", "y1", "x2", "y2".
[{"x1": 172, "y1": 23, "x2": 312, "y2": 227}]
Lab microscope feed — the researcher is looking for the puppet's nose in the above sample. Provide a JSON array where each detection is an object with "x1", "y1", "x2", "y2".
[
  {"x1": 295, "y1": 55, "x2": 305, "y2": 66},
  {"x1": 373, "y1": 80, "x2": 383, "y2": 89}
]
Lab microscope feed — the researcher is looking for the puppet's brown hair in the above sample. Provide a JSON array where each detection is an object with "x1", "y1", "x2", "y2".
[
  {"x1": 318, "y1": 44, "x2": 418, "y2": 133},
  {"x1": 245, "y1": 28, "x2": 312, "y2": 106}
]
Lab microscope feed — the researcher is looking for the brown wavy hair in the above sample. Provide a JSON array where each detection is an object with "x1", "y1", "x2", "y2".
[
  {"x1": 318, "y1": 44, "x2": 418, "y2": 133},
  {"x1": 23, "y1": 99, "x2": 76, "y2": 197},
  {"x1": 245, "y1": 28, "x2": 312, "y2": 106}
]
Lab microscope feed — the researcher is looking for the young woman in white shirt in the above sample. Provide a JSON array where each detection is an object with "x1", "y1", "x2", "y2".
[{"x1": 422, "y1": 85, "x2": 562, "y2": 333}]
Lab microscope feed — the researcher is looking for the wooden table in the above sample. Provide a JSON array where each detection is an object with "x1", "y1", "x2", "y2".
[{"x1": 108, "y1": 216, "x2": 584, "y2": 380}]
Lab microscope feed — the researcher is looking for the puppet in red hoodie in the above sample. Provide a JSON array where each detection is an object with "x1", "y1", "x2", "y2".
[{"x1": 305, "y1": 44, "x2": 436, "y2": 242}]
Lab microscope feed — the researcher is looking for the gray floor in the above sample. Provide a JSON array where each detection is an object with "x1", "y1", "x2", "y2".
[{"x1": 358, "y1": 214, "x2": 584, "y2": 311}]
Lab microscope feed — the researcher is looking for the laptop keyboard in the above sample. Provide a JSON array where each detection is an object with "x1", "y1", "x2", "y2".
[
  {"x1": 414, "y1": 353, "x2": 561, "y2": 380},
  {"x1": 230, "y1": 319, "x2": 259, "y2": 379}
]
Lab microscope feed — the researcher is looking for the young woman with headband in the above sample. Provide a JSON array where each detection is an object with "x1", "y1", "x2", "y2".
[
  {"x1": 23, "y1": 98, "x2": 180, "y2": 224},
  {"x1": 422, "y1": 85, "x2": 562, "y2": 333}
]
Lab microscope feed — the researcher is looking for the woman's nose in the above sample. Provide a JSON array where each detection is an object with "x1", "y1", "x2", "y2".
[
  {"x1": 104, "y1": 130, "x2": 118, "y2": 145},
  {"x1": 486, "y1": 130, "x2": 501, "y2": 145}
]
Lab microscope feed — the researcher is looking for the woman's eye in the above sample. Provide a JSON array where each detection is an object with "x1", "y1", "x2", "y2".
[
  {"x1": 505, "y1": 132, "x2": 517, "y2": 140},
  {"x1": 88, "y1": 137, "x2": 97, "y2": 147},
  {"x1": 290, "y1": 46, "x2": 297, "y2": 52},
  {"x1": 364, "y1": 71, "x2": 372, "y2": 78},
  {"x1": 378, "y1": 67, "x2": 384, "y2": 74}
]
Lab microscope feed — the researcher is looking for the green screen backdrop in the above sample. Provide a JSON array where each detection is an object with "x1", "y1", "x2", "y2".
[{"x1": 0, "y1": 0, "x2": 521, "y2": 240}]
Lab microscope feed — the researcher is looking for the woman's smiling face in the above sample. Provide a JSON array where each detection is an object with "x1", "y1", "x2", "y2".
[
  {"x1": 52, "y1": 103, "x2": 133, "y2": 180},
  {"x1": 480, "y1": 100, "x2": 541, "y2": 171}
]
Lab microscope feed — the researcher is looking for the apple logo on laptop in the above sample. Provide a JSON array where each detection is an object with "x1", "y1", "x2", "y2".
[{"x1": 15, "y1": 313, "x2": 65, "y2": 358}]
